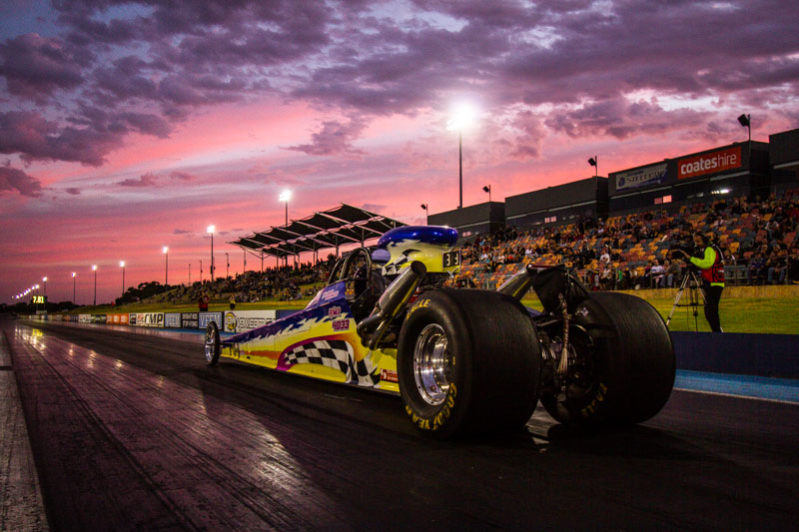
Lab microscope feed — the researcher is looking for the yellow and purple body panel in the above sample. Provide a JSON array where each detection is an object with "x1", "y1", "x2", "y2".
[
  {"x1": 218, "y1": 225, "x2": 460, "y2": 394},
  {"x1": 220, "y1": 280, "x2": 400, "y2": 393}
]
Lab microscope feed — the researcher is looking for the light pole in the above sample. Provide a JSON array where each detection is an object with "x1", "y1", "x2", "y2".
[
  {"x1": 200, "y1": 259, "x2": 203, "y2": 283},
  {"x1": 738, "y1": 114, "x2": 751, "y2": 142},
  {"x1": 188, "y1": 263, "x2": 192, "y2": 285},
  {"x1": 207, "y1": 225, "x2": 215, "y2": 282},
  {"x1": 119, "y1": 261, "x2": 126, "y2": 296},
  {"x1": 421, "y1": 203, "x2": 429, "y2": 221},
  {"x1": 588, "y1": 156, "x2": 598, "y2": 177},
  {"x1": 279, "y1": 190, "x2": 292, "y2": 267},
  {"x1": 447, "y1": 102, "x2": 478, "y2": 209},
  {"x1": 225, "y1": 252, "x2": 229, "y2": 279},
  {"x1": 162, "y1": 246, "x2": 169, "y2": 285},
  {"x1": 279, "y1": 189, "x2": 292, "y2": 226},
  {"x1": 42, "y1": 276, "x2": 47, "y2": 298},
  {"x1": 483, "y1": 184, "x2": 492, "y2": 202},
  {"x1": 71, "y1": 272, "x2": 76, "y2": 304},
  {"x1": 92, "y1": 265, "x2": 97, "y2": 306}
]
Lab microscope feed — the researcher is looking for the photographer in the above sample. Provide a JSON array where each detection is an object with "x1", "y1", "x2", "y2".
[{"x1": 673, "y1": 233, "x2": 725, "y2": 332}]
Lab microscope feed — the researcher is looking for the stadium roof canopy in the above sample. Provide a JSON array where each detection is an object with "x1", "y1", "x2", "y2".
[{"x1": 229, "y1": 203, "x2": 406, "y2": 259}]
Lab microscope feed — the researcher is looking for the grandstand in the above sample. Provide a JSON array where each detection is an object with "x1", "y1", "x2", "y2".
[{"x1": 133, "y1": 128, "x2": 799, "y2": 307}]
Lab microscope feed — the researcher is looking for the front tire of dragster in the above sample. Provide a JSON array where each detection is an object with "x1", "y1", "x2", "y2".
[
  {"x1": 204, "y1": 321, "x2": 221, "y2": 366},
  {"x1": 542, "y1": 292, "x2": 674, "y2": 426},
  {"x1": 397, "y1": 289, "x2": 541, "y2": 438}
]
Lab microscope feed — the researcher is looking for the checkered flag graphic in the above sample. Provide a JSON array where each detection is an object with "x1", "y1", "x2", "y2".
[{"x1": 282, "y1": 339, "x2": 379, "y2": 386}]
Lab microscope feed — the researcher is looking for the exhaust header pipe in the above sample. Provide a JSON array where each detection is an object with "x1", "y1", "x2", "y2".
[{"x1": 357, "y1": 261, "x2": 426, "y2": 349}]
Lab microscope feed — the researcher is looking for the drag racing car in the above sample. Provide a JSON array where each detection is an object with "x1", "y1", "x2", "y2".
[{"x1": 204, "y1": 226, "x2": 674, "y2": 438}]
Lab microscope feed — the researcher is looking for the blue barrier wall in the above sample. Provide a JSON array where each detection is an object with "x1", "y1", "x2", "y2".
[{"x1": 672, "y1": 332, "x2": 798, "y2": 379}]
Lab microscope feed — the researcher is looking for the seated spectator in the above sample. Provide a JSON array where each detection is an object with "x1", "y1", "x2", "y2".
[{"x1": 650, "y1": 260, "x2": 666, "y2": 288}]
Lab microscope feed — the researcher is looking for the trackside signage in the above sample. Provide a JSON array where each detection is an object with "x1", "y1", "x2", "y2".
[
  {"x1": 678, "y1": 146, "x2": 741, "y2": 180},
  {"x1": 615, "y1": 162, "x2": 667, "y2": 191},
  {"x1": 135, "y1": 312, "x2": 164, "y2": 328},
  {"x1": 223, "y1": 310, "x2": 277, "y2": 333}
]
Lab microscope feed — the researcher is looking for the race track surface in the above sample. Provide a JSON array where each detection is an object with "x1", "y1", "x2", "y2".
[{"x1": 4, "y1": 318, "x2": 798, "y2": 530}]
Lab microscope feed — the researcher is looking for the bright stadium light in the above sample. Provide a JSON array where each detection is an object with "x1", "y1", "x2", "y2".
[
  {"x1": 207, "y1": 226, "x2": 215, "y2": 281},
  {"x1": 279, "y1": 189, "x2": 292, "y2": 226},
  {"x1": 162, "y1": 246, "x2": 169, "y2": 285},
  {"x1": 72, "y1": 272, "x2": 77, "y2": 304},
  {"x1": 446, "y1": 101, "x2": 479, "y2": 209},
  {"x1": 92, "y1": 265, "x2": 97, "y2": 306},
  {"x1": 120, "y1": 261, "x2": 126, "y2": 296}
]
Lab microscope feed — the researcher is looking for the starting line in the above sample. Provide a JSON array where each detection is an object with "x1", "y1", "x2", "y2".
[{"x1": 675, "y1": 370, "x2": 799, "y2": 405}]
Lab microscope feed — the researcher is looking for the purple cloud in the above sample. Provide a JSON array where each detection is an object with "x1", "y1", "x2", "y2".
[
  {"x1": 118, "y1": 172, "x2": 158, "y2": 187},
  {"x1": 0, "y1": 33, "x2": 85, "y2": 100},
  {"x1": 287, "y1": 118, "x2": 368, "y2": 156},
  {"x1": 0, "y1": 165, "x2": 43, "y2": 197},
  {"x1": 169, "y1": 171, "x2": 196, "y2": 181}
]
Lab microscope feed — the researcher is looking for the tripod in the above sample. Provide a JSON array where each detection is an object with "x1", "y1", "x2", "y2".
[{"x1": 666, "y1": 268, "x2": 706, "y2": 330}]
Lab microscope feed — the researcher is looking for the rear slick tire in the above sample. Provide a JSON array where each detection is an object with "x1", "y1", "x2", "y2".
[
  {"x1": 541, "y1": 292, "x2": 675, "y2": 427},
  {"x1": 397, "y1": 289, "x2": 541, "y2": 438},
  {"x1": 204, "y1": 321, "x2": 221, "y2": 366}
]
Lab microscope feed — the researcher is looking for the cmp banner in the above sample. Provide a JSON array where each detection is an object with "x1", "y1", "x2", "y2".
[
  {"x1": 222, "y1": 310, "x2": 277, "y2": 333},
  {"x1": 90, "y1": 315, "x2": 107, "y2": 324},
  {"x1": 135, "y1": 312, "x2": 165, "y2": 328},
  {"x1": 79, "y1": 314, "x2": 92, "y2": 323}
]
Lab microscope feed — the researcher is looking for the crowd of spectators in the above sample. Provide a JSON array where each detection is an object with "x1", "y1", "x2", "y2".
[
  {"x1": 149, "y1": 258, "x2": 334, "y2": 306},
  {"x1": 142, "y1": 190, "x2": 799, "y2": 307},
  {"x1": 456, "y1": 190, "x2": 799, "y2": 291}
]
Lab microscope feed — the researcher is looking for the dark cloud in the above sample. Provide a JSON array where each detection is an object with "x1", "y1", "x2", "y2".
[
  {"x1": 0, "y1": 33, "x2": 85, "y2": 100},
  {"x1": 169, "y1": 171, "x2": 195, "y2": 181},
  {"x1": 0, "y1": 164, "x2": 43, "y2": 197},
  {"x1": 286, "y1": 118, "x2": 368, "y2": 156},
  {"x1": 2, "y1": 0, "x2": 798, "y2": 171},
  {"x1": 0, "y1": 110, "x2": 122, "y2": 166},
  {"x1": 66, "y1": 187, "x2": 81, "y2": 195},
  {"x1": 545, "y1": 97, "x2": 709, "y2": 140},
  {"x1": 173, "y1": 228, "x2": 191, "y2": 235},
  {"x1": 118, "y1": 172, "x2": 158, "y2": 187}
]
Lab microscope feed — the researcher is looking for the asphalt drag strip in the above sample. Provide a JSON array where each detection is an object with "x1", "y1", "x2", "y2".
[{"x1": 5, "y1": 319, "x2": 799, "y2": 530}]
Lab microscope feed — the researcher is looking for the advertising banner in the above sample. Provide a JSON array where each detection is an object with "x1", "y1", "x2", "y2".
[
  {"x1": 79, "y1": 314, "x2": 92, "y2": 323},
  {"x1": 181, "y1": 312, "x2": 199, "y2": 329},
  {"x1": 199, "y1": 312, "x2": 223, "y2": 329},
  {"x1": 678, "y1": 146, "x2": 741, "y2": 180},
  {"x1": 615, "y1": 163, "x2": 667, "y2": 191},
  {"x1": 165, "y1": 312, "x2": 181, "y2": 329},
  {"x1": 128, "y1": 313, "x2": 137, "y2": 326},
  {"x1": 90, "y1": 314, "x2": 107, "y2": 324},
  {"x1": 107, "y1": 313, "x2": 129, "y2": 325},
  {"x1": 222, "y1": 310, "x2": 277, "y2": 333},
  {"x1": 135, "y1": 312, "x2": 164, "y2": 328}
]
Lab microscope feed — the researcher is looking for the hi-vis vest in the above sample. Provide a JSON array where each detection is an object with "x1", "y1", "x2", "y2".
[{"x1": 698, "y1": 245, "x2": 725, "y2": 285}]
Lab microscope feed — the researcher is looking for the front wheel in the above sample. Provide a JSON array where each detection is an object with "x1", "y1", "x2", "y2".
[
  {"x1": 541, "y1": 292, "x2": 675, "y2": 427},
  {"x1": 397, "y1": 289, "x2": 541, "y2": 438},
  {"x1": 204, "y1": 321, "x2": 221, "y2": 366}
]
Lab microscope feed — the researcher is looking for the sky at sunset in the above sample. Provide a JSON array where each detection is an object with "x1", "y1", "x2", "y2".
[{"x1": 2, "y1": 0, "x2": 798, "y2": 305}]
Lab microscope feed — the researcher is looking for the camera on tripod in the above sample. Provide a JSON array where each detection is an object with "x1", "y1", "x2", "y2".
[{"x1": 668, "y1": 239, "x2": 696, "y2": 258}]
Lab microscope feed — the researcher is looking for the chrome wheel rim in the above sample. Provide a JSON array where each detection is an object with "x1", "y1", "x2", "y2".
[
  {"x1": 204, "y1": 327, "x2": 216, "y2": 363},
  {"x1": 412, "y1": 323, "x2": 451, "y2": 406}
]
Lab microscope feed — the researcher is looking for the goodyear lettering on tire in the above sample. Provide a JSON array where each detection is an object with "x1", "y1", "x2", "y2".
[
  {"x1": 580, "y1": 382, "x2": 607, "y2": 417},
  {"x1": 407, "y1": 383, "x2": 458, "y2": 431}
]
